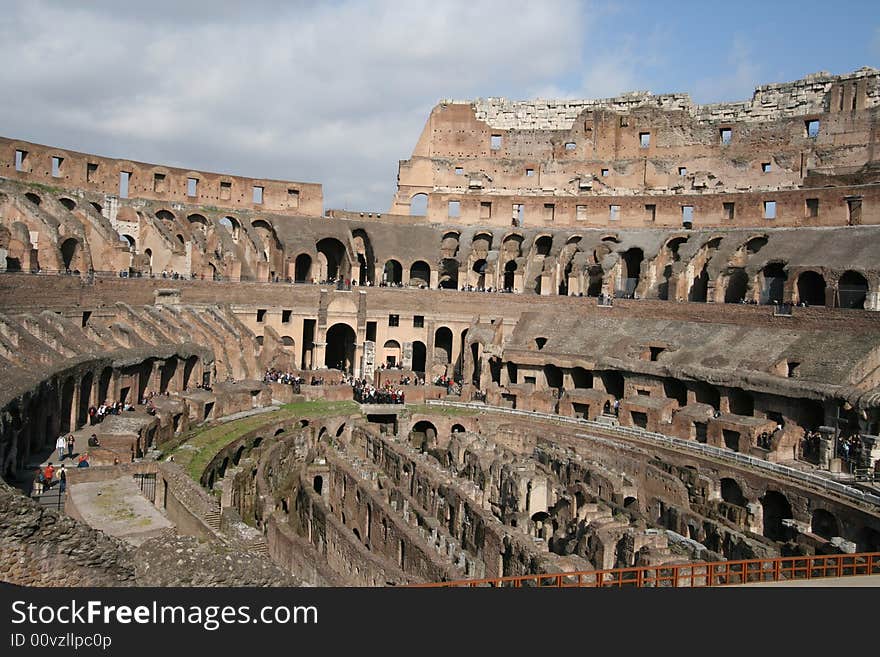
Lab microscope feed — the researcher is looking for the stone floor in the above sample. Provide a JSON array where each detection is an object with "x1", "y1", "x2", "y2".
[{"x1": 66, "y1": 477, "x2": 172, "y2": 546}]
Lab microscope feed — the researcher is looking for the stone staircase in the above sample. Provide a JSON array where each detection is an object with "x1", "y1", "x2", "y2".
[{"x1": 596, "y1": 413, "x2": 619, "y2": 428}]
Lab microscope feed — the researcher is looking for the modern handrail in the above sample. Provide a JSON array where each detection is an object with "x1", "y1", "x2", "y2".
[{"x1": 408, "y1": 551, "x2": 880, "y2": 588}]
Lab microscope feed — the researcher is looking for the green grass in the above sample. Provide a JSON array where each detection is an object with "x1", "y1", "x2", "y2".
[
  {"x1": 406, "y1": 403, "x2": 480, "y2": 417},
  {"x1": 170, "y1": 400, "x2": 357, "y2": 481}
]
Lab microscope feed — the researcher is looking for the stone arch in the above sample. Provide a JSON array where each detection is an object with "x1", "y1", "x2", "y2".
[
  {"x1": 689, "y1": 262, "x2": 710, "y2": 302},
  {"x1": 745, "y1": 235, "x2": 768, "y2": 255},
  {"x1": 25, "y1": 192, "x2": 41, "y2": 206},
  {"x1": 760, "y1": 490, "x2": 793, "y2": 541},
  {"x1": 760, "y1": 262, "x2": 788, "y2": 304},
  {"x1": 472, "y1": 231, "x2": 493, "y2": 252},
  {"x1": 382, "y1": 339, "x2": 402, "y2": 367},
  {"x1": 720, "y1": 478, "x2": 746, "y2": 507},
  {"x1": 156, "y1": 209, "x2": 176, "y2": 222},
  {"x1": 120, "y1": 234, "x2": 136, "y2": 252},
  {"x1": 383, "y1": 259, "x2": 403, "y2": 285},
  {"x1": 441, "y1": 231, "x2": 460, "y2": 258},
  {"x1": 60, "y1": 237, "x2": 83, "y2": 271},
  {"x1": 325, "y1": 323, "x2": 356, "y2": 372},
  {"x1": 409, "y1": 260, "x2": 431, "y2": 287},
  {"x1": 837, "y1": 270, "x2": 868, "y2": 309},
  {"x1": 620, "y1": 248, "x2": 643, "y2": 297},
  {"x1": 810, "y1": 508, "x2": 839, "y2": 540},
  {"x1": 409, "y1": 193, "x2": 428, "y2": 216},
  {"x1": 434, "y1": 327, "x2": 453, "y2": 364},
  {"x1": 439, "y1": 258, "x2": 459, "y2": 289},
  {"x1": 503, "y1": 260, "x2": 517, "y2": 291},
  {"x1": 58, "y1": 197, "x2": 76, "y2": 211},
  {"x1": 294, "y1": 253, "x2": 313, "y2": 282},
  {"x1": 472, "y1": 259, "x2": 487, "y2": 288},
  {"x1": 412, "y1": 341, "x2": 427, "y2": 374},
  {"x1": 351, "y1": 228, "x2": 376, "y2": 285},
  {"x1": 316, "y1": 237, "x2": 349, "y2": 281},
  {"x1": 796, "y1": 270, "x2": 826, "y2": 306},
  {"x1": 571, "y1": 367, "x2": 593, "y2": 389},
  {"x1": 410, "y1": 420, "x2": 438, "y2": 448},
  {"x1": 187, "y1": 213, "x2": 208, "y2": 230},
  {"x1": 220, "y1": 216, "x2": 241, "y2": 240},
  {"x1": 451, "y1": 423, "x2": 465, "y2": 434},
  {"x1": 724, "y1": 268, "x2": 750, "y2": 303},
  {"x1": 535, "y1": 234, "x2": 553, "y2": 256}
]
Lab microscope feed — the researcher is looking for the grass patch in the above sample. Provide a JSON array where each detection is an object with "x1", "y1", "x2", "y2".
[
  {"x1": 170, "y1": 401, "x2": 357, "y2": 481},
  {"x1": 407, "y1": 403, "x2": 480, "y2": 417}
]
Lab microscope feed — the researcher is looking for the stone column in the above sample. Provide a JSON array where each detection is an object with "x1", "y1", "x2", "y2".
[{"x1": 313, "y1": 341, "x2": 326, "y2": 370}]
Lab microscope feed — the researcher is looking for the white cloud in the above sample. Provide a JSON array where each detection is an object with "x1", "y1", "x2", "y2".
[
  {"x1": 691, "y1": 37, "x2": 762, "y2": 104},
  {"x1": 0, "y1": 0, "x2": 595, "y2": 210}
]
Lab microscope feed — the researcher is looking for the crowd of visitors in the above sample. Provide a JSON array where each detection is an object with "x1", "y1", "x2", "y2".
[
  {"x1": 88, "y1": 399, "x2": 134, "y2": 425},
  {"x1": 353, "y1": 379, "x2": 406, "y2": 404}
]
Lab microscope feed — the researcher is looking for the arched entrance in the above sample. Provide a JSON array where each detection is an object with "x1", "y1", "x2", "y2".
[
  {"x1": 412, "y1": 341, "x2": 427, "y2": 375},
  {"x1": 294, "y1": 253, "x2": 312, "y2": 282},
  {"x1": 724, "y1": 268, "x2": 749, "y2": 303},
  {"x1": 410, "y1": 193, "x2": 428, "y2": 216},
  {"x1": 409, "y1": 261, "x2": 430, "y2": 287},
  {"x1": 503, "y1": 260, "x2": 516, "y2": 291},
  {"x1": 796, "y1": 271, "x2": 826, "y2": 306},
  {"x1": 60, "y1": 238, "x2": 81, "y2": 271},
  {"x1": 439, "y1": 259, "x2": 459, "y2": 289},
  {"x1": 316, "y1": 238, "x2": 349, "y2": 281},
  {"x1": 325, "y1": 323, "x2": 356, "y2": 372},
  {"x1": 811, "y1": 509, "x2": 839, "y2": 540},
  {"x1": 383, "y1": 260, "x2": 402, "y2": 285},
  {"x1": 434, "y1": 327, "x2": 453, "y2": 365},
  {"x1": 838, "y1": 270, "x2": 868, "y2": 309},
  {"x1": 760, "y1": 263, "x2": 787, "y2": 305},
  {"x1": 760, "y1": 490, "x2": 793, "y2": 541},
  {"x1": 620, "y1": 248, "x2": 643, "y2": 297},
  {"x1": 472, "y1": 259, "x2": 487, "y2": 288},
  {"x1": 689, "y1": 263, "x2": 709, "y2": 302}
]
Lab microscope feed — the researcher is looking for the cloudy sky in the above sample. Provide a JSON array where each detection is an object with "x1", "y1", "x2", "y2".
[{"x1": 1, "y1": 0, "x2": 877, "y2": 211}]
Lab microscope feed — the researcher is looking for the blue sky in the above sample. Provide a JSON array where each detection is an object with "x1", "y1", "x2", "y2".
[{"x1": 0, "y1": 1, "x2": 876, "y2": 211}]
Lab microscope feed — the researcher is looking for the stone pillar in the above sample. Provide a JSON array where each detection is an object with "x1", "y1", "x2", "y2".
[
  {"x1": 313, "y1": 341, "x2": 326, "y2": 370},
  {"x1": 149, "y1": 360, "x2": 163, "y2": 394},
  {"x1": 862, "y1": 435, "x2": 880, "y2": 472},
  {"x1": 818, "y1": 426, "x2": 835, "y2": 470},
  {"x1": 69, "y1": 383, "x2": 80, "y2": 432},
  {"x1": 401, "y1": 342, "x2": 413, "y2": 369},
  {"x1": 353, "y1": 344, "x2": 363, "y2": 379},
  {"x1": 171, "y1": 357, "x2": 185, "y2": 391},
  {"x1": 430, "y1": 268, "x2": 438, "y2": 289}
]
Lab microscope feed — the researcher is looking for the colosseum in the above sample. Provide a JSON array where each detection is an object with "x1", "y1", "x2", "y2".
[{"x1": 1, "y1": 67, "x2": 879, "y2": 587}]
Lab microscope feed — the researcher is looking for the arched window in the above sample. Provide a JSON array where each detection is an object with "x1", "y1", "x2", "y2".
[{"x1": 410, "y1": 193, "x2": 428, "y2": 216}]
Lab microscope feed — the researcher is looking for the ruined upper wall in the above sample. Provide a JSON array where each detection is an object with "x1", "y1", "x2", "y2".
[
  {"x1": 0, "y1": 137, "x2": 323, "y2": 216},
  {"x1": 391, "y1": 68, "x2": 880, "y2": 226},
  {"x1": 456, "y1": 68, "x2": 879, "y2": 131}
]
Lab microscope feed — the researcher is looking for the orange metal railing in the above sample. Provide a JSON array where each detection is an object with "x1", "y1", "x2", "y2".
[{"x1": 409, "y1": 552, "x2": 880, "y2": 588}]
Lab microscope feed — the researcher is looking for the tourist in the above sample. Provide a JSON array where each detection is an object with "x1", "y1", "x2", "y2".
[
  {"x1": 55, "y1": 434, "x2": 67, "y2": 461},
  {"x1": 66, "y1": 434, "x2": 75, "y2": 459},
  {"x1": 31, "y1": 467, "x2": 44, "y2": 498},
  {"x1": 58, "y1": 466, "x2": 67, "y2": 494},
  {"x1": 88, "y1": 433, "x2": 100, "y2": 448},
  {"x1": 43, "y1": 462, "x2": 55, "y2": 488},
  {"x1": 77, "y1": 454, "x2": 90, "y2": 468}
]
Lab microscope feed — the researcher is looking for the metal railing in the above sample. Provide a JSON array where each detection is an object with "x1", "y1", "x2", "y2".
[
  {"x1": 409, "y1": 552, "x2": 880, "y2": 588},
  {"x1": 424, "y1": 400, "x2": 880, "y2": 508}
]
